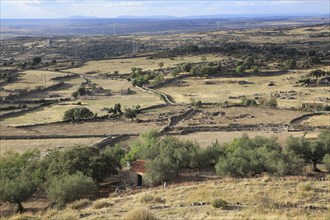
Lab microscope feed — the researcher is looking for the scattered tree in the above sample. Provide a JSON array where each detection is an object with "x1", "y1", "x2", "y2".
[
  {"x1": 286, "y1": 130, "x2": 330, "y2": 172},
  {"x1": 32, "y1": 56, "x2": 42, "y2": 65},
  {"x1": 235, "y1": 65, "x2": 245, "y2": 74},
  {"x1": 63, "y1": 107, "x2": 94, "y2": 122},
  {"x1": 0, "y1": 150, "x2": 42, "y2": 213},
  {"x1": 46, "y1": 172, "x2": 95, "y2": 207}
]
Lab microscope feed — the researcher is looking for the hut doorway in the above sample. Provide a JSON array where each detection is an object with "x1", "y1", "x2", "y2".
[{"x1": 137, "y1": 174, "x2": 142, "y2": 186}]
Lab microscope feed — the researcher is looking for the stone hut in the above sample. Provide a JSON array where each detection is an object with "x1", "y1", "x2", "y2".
[{"x1": 129, "y1": 160, "x2": 146, "y2": 186}]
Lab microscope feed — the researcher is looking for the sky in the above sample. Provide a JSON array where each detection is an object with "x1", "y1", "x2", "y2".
[{"x1": 1, "y1": 0, "x2": 329, "y2": 19}]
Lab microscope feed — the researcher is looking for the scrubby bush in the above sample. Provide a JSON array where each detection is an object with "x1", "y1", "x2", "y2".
[
  {"x1": 68, "y1": 198, "x2": 91, "y2": 210},
  {"x1": 92, "y1": 199, "x2": 112, "y2": 209},
  {"x1": 122, "y1": 208, "x2": 158, "y2": 220},
  {"x1": 46, "y1": 172, "x2": 96, "y2": 207},
  {"x1": 211, "y1": 198, "x2": 228, "y2": 209},
  {"x1": 139, "y1": 194, "x2": 164, "y2": 204},
  {"x1": 241, "y1": 97, "x2": 257, "y2": 106},
  {"x1": 297, "y1": 182, "x2": 313, "y2": 192},
  {"x1": 258, "y1": 97, "x2": 278, "y2": 108}
]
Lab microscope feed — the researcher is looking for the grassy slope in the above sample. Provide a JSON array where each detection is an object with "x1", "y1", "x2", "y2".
[{"x1": 10, "y1": 176, "x2": 329, "y2": 220}]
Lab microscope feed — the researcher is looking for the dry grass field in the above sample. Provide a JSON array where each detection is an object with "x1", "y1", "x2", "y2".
[
  {"x1": 174, "y1": 131, "x2": 319, "y2": 148},
  {"x1": 158, "y1": 69, "x2": 330, "y2": 108},
  {"x1": 177, "y1": 106, "x2": 306, "y2": 127},
  {"x1": 8, "y1": 177, "x2": 329, "y2": 220},
  {"x1": 0, "y1": 70, "x2": 66, "y2": 97},
  {"x1": 67, "y1": 54, "x2": 222, "y2": 75},
  {"x1": 0, "y1": 138, "x2": 104, "y2": 156},
  {"x1": 299, "y1": 114, "x2": 330, "y2": 127},
  {"x1": 1, "y1": 78, "x2": 163, "y2": 126},
  {"x1": 0, "y1": 120, "x2": 164, "y2": 137}
]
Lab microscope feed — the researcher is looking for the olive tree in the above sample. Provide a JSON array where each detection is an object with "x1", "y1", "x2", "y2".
[
  {"x1": 0, "y1": 150, "x2": 42, "y2": 213},
  {"x1": 286, "y1": 130, "x2": 330, "y2": 172}
]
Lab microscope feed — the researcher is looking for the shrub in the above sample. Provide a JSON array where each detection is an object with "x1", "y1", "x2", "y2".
[
  {"x1": 298, "y1": 182, "x2": 313, "y2": 192},
  {"x1": 92, "y1": 199, "x2": 112, "y2": 209},
  {"x1": 211, "y1": 198, "x2": 228, "y2": 209},
  {"x1": 122, "y1": 208, "x2": 158, "y2": 220},
  {"x1": 241, "y1": 97, "x2": 257, "y2": 106},
  {"x1": 54, "y1": 209, "x2": 79, "y2": 220},
  {"x1": 321, "y1": 105, "x2": 330, "y2": 111},
  {"x1": 68, "y1": 198, "x2": 91, "y2": 210},
  {"x1": 46, "y1": 172, "x2": 96, "y2": 207},
  {"x1": 267, "y1": 97, "x2": 278, "y2": 108},
  {"x1": 139, "y1": 194, "x2": 164, "y2": 204},
  {"x1": 140, "y1": 194, "x2": 155, "y2": 203}
]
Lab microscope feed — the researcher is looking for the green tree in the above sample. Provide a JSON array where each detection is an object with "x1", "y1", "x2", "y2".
[
  {"x1": 181, "y1": 63, "x2": 193, "y2": 72},
  {"x1": 122, "y1": 130, "x2": 159, "y2": 164},
  {"x1": 286, "y1": 130, "x2": 330, "y2": 172},
  {"x1": 44, "y1": 146, "x2": 120, "y2": 182},
  {"x1": 323, "y1": 154, "x2": 330, "y2": 171},
  {"x1": 0, "y1": 150, "x2": 42, "y2": 213},
  {"x1": 32, "y1": 56, "x2": 42, "y2": 65},
  {"x1": 63, "y1": 107, "x2": 94, "y2": 122},
  {"x1": 103, "y1": 144, "x2": 126, "y2": 169},
  {"x1": 46, "y1": 172, "x2": 95, "y2": 207},
  {"x1": 114, "y1": 103, "x2": 122, "y2": 114},
  {"x1": 171, "y1": 66, "x2": 181, "y2": 78},
  {"x1": 190, "y1": 65, "x2": 200, "y2": 76},
  {"x1": 284, "y1": 59, "x2": 297, "y2": 69},
  {"x1": 124, "y1": 108, "x2": 137, "y2": 121},
  {"x1": 252, "y1": 65, "x2": 259, "y2": 74},
  {"x1": 243, "y1": 56, "x2": 254, "y2": 69},
  {"x1": 235, "y1": 65, "x2": 245, "y2": 74},
  {"x1": 215, "y1": 135, "x2": 303, "y2": 177}
]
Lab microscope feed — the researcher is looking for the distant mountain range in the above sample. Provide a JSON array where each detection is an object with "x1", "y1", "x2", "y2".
[{"x1": 67, "y1": 13, "x2": 329, "y2": 20}]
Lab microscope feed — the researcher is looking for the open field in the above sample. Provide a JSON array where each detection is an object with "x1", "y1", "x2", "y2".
[
  {"x1": 0, "y1": 120, "x2": 164, "y2": 137},
  {"x1": 7, "y1": 177, "x2": 329, "y2": 220},
  {"x1": 0, "y1": 138, "x2": 104, "y2": 156},
  {"x1": 1, "y1": 78, "x2": 163, "y2": 126},
  {"x1": 14, "y1": 76, "x2": 85, "y2": 100},
  {"x1": 158, "y1": 70, "x2": 330, "y2": 108},
  {"x1": 299, "y1": 114, "x2": 330, "y2": 127},
  {"x1": 0, "y1": 70, "x2": 66, "y2": 97},
  {"x1": 177, "y1": 106, "x2": 306, "y2": 127},
  {"x1": 174, "y1": 131, "x2": 319, "y2": 148},
  {"x1": 67, "y1": 54, "x2": 222, "y2": 75}
]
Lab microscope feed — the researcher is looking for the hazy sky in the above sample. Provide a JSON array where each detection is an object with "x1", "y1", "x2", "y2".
[{"x1": 1, "y1": 0, "x2": 329, "y2": 19}]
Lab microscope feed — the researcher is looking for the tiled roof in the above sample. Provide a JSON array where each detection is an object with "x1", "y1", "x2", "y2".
[{"x1": 130, "y1": 160, "x2": 146, "y2": 173}]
